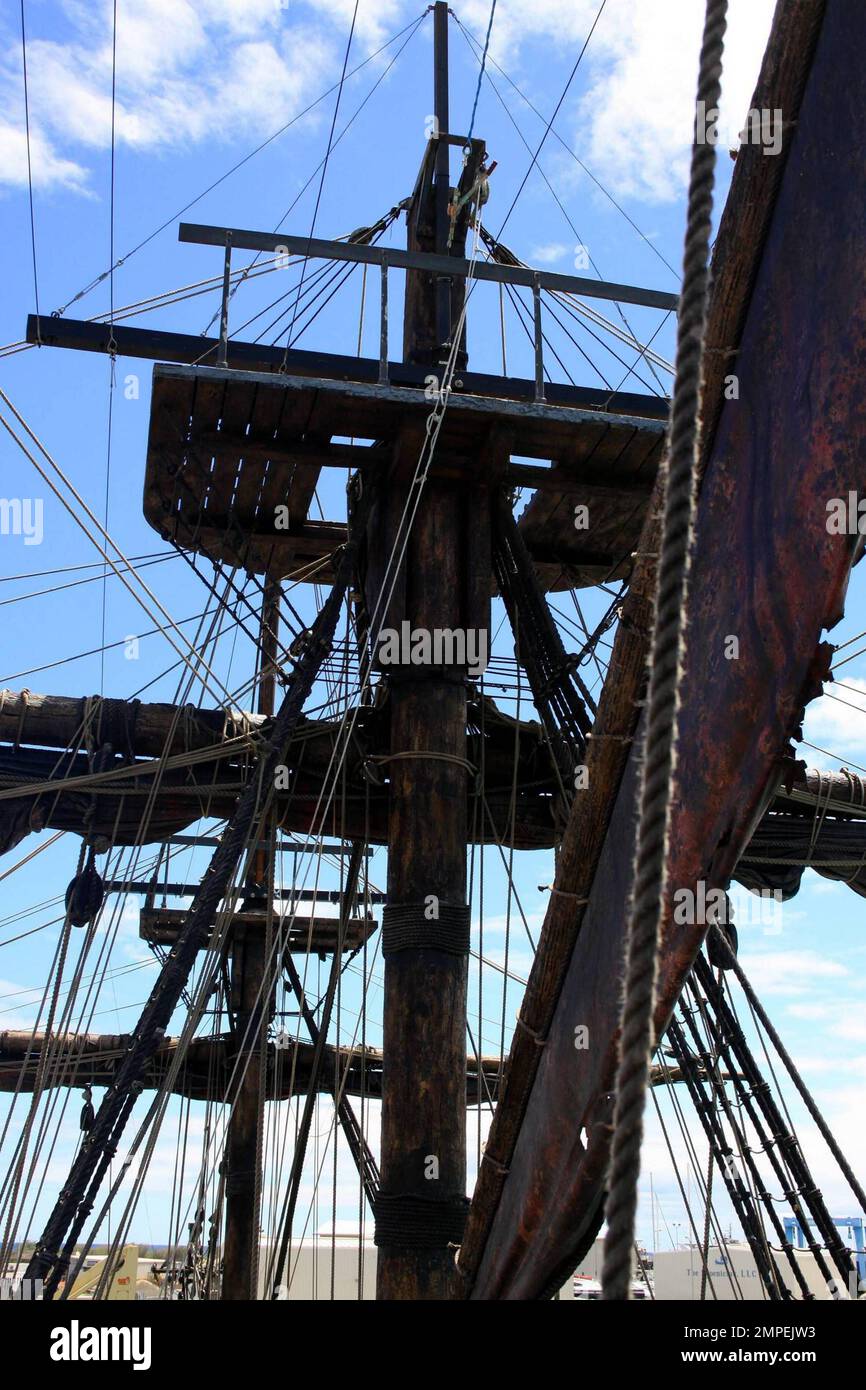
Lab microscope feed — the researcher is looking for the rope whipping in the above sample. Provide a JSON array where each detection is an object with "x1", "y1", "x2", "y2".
[{"x1": 601, "y1": 0, "x2": 727, "y2": 1301}]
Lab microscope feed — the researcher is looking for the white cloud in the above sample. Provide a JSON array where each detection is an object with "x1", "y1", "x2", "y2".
[
  {"x1": 786, "y1": 1001, "x2": 832, "y2": 1023},
  {"x1": 458, "y1": 0, "x2": 612, "y2": 66},
  {"x1": 472, "y1": 907, "x2": 545, "y2": 937},
  {"x1": 529, "y1": 241, "x2": 571, "y2": 264},
  {"x1": 787, "y1": 997, "x2": 866, "y2": 1048},
  {"x1": 795, "y1": 1052, "x2": 866, "y2": 1077},
  {"x1": 738, "y1": 948, "x2": 848, "y2": 997},
  {"x1": 802, "y1": 678, "x2": 866, "y2": 759},
  {"x1": 831, "y1": 1014, "x2": 866, "y2": 1045},
  {"x1": 0, "y1": 0, "x2": 391, "y2": 193},
  {"x1": 0, "y1": 975, "x2": 39, "y2": 1029},
  {"x1": 0, "y1": 118, "x2": 90, "y2": 193},
  {"x1": 1, "y1": 0, "x2": 780, "y2": 202},
  {"x1": 805, "y1": 877, "x2": 846, "y2": 896},
  {"x1": 299, "y1": 0, "x2": 406, "y2": 48},
  {"x1": 460, "y1": 0, "x2": 776, "y2": 203},
  {"x1": 575, "y1": 0, "x2": 777, "y2": 205},
  {"x1": 475, "y1": 946, "x2": 535, "y2": 980}
]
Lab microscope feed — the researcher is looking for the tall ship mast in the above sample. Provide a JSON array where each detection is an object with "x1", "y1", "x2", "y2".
[{"x1": 1, "y1": 0, "x2": 865, "y2": 1309}]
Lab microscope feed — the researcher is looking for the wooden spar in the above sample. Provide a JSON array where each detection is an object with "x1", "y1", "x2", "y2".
[
  {"x1": 0, "y1": 1030, "x2": 508, "y2": 1105},
  {"x1": 3, "y1": 689, "x2": 865, "y2": 878},
  {"x1": 221, "y1": 580, "x2": 279, "y2": 1300},
  {"x1": 220, "y1": 919, "x2": 269, "y2": 1298},
  {"x1": 139, "y1": 363, "x2": 663, "y2": 590},
  {"x1": 372, "y1": 2, "x2": 487, "y2": 1300},
  {"x1": 0, "y1": 1031, "x2": 693, "y2": 1103},
  {"x1": 0, "y1": 689, "x2": 562, "y2": 852},
  {"x1": 458, "y1": 0, "x2": 866, "y2": 1300},
  {"x1": 0, "y1": 689, "x2": 542, "y2": 767},
  {"x1": 0, "y1": 750, "x2": 557, "y2": 852},
  {"x1": 0, "y1": 689, "x2": 270, "y2": 755},
  {"x1": 26, "y1": 316, "x2": 669, "y2": 427},
  {"x1": 0, "y1": 688, "x2": 537, "y2": 772}
]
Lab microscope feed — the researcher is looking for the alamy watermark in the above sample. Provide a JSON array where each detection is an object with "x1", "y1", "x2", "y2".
[
  {"x1": 0, "y1": 497, "x2": 43, "y2": 545},
  {"x1": 376, "y1": 621, "x2": 489, "y2": 678},
  {"x1": 49, "y1": 1321, "x2": 151, "y2": 1371},
  {"x1": 695, "y1": 101, "x2": 783, "y2": 157},
  {"x1": 673, "y1": 881, "x2": 783, "y2": 936},
  {"x1": 826, "y1": 492, "x2": 866, "y2": 534},
  {"x1": 0, "y1": 1275, "x2": 43, "y2": 1300}
]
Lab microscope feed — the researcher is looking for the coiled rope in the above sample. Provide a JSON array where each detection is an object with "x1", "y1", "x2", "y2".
[{"x1": 601, "y1": 0, "x2": 727, "y2": 1301}]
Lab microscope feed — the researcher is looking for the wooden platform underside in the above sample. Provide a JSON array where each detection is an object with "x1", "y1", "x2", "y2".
[
  {"x1": 139, "y1": 908, "x2": 377, "y2": 956},
  {"x1": 144, "y1": 365, "x2": 666, "y2": 590}
]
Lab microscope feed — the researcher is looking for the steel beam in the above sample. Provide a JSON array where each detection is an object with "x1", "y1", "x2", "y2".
[{"x1": 178, "y1": 222, "x2": 679, "y2": 311}]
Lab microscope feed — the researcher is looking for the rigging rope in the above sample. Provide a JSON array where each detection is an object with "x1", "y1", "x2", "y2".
[
  {"x1": 0, "y1": 569, "x2": 267, "y2": 1254},
  {"x1": 492, "y1": 0, "x2": 608, "y2": 243},
  {"x1": 453, "y1": 12, "x2": 680, "y2": 282},
  {"x1": 601, "y1": 0, "x2": 727, "y2": 1301},
  {"x1": 707, "y1": 921, "x2": 866, "y2": 1219},
  {"x1": 0, "y1": 588, "x2": 249, "y2": 1254},
  {"x1": 464, "y1": 0, "x2": 496, "y2": 147},
  {"x1": 281, "y1": 0, "x2": 360, "y2": 366},
  {"x1": 0, "y1": 391, "x2": 234, "y2": 708},
  {"x1": 24, "y1": 488, "x2": 371, "y2": 1296},
  {"x1": 19, "y1": 0, "x2": 40, "y2": 336},
  {"x1": 491, "y1": 492, "x2": 593, "y2": 799},
  {"x1": 48, "y1": 10, "x2": 431, "y2": 319}
]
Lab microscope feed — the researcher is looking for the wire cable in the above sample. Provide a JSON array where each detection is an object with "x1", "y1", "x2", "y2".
[
  {"x1": 493, "y1": 0, "x2": 609, "y2": 243},
  {"x1": 19, "y1": 0, "x2": 40, "y2": 334}
]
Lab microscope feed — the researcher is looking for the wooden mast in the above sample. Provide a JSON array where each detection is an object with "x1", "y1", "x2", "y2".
[
  {"x1": 374, "y1": 2, "x2": 487, "y2": 1299},
  {"x1": 221, "y1": 579, "x2": 279, "y2": 1299},
  {"x1": 2, "y1": 1, "x2": 693, "y2": 1296}
]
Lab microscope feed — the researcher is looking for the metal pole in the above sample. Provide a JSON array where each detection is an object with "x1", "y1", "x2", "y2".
[
  {"x1": 218, "y1": 233, "x2": 232, "y2": 368},
  {"x1": 433, "y1": 1, "x2": 452, "y2": 356},
  {"x1": 533, "y1": 274, "x2": 545, "y2": 402},
  {"x1": 379, "y1": 260, "x2": 389, "y2": 385}
]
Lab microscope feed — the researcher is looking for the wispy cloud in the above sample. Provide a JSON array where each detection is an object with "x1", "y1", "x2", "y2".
[
  {"x1": 2, "y1": 0, "x2": 779, "y2": 205},
  {"x1": 460, "y1": 0, "x2": 775, "y2": 204},
  {"x1": 529, "y1": 241, "x2": 571, "y2": 265},
  {"x1": 0, "y1": 0, "x2": 402, "y2": 194},
  {"x1": 802, "y1": 677, "x2": 866, "y2": 761},
  {"x1": 0, "y1": 118, "x2": 90, "y2": 194},
  {"x1": 737, "y1": 948, "x2": 848, "y2": 997}
]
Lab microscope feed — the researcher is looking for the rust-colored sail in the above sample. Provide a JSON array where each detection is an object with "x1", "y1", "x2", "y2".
[{"x1": 459, "y1": 0, "x2": 866, "y2": 1299}]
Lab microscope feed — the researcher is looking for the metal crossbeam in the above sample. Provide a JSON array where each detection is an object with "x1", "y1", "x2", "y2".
[{"x1": 179, "y1": 221, "x2": 680, "y2": 311}]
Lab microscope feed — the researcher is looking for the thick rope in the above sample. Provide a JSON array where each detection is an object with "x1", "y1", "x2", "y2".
[{"x1": 601, "y1": 0, "x2": 727, "y2": 1301}]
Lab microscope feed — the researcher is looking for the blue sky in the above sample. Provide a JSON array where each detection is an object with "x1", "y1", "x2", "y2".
[{"x1": 1, "y1": 0, "x2": 864, "y2": 1274}]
